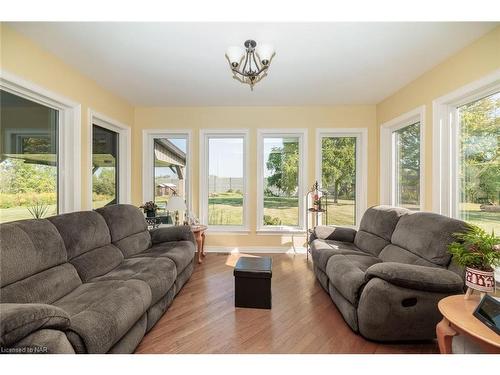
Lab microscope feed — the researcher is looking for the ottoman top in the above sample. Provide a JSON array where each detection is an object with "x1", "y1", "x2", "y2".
[{"x1": 234, "y1": 256, "x2": 272, "y2": 279}]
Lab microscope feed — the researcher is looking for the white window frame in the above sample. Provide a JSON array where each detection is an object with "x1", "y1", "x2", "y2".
[
  {"x1": 88, "y1": 110, "x2": 131, "y2": 208},
  {"x1": 257, "y1": 128, "x2": 308, "y2": 233},
  {"x1": 380, "y1": 106, "x2": 425, "y2": 211},
  {"x1": 0, "y1": 70, "x2": 81, "y2": 214},
  {"x1": 432, "y1": 70, "x2": 500, "y2": 218},
  {"x1": 199, "y1": 129, "x2": 249, "y2": 232},
  {"x1": 142, "y1": 129, "x2": 192, "y2": 214},
  {"x1": 316, "y1": 128, "x2": 368, "y2": 228}
]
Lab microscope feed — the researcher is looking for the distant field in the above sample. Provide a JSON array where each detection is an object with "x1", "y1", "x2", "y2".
[{"x1": 459, "y1": 202, "x2": 500, "y2": 234}]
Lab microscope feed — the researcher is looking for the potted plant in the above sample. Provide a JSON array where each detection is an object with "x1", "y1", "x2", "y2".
[
  {"x1": 27, "y1": 201, "x2": 49, "y2": 219},
  {"x1": 448, "y1": 224, "x2": 500, "y2": 296},
  {"x1": 140, "y1": 201, "x2": 158, "y2": 218}
]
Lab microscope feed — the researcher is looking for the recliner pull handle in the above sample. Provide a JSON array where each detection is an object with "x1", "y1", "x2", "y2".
[{"x1": 401, "y1": 297, "x2": 417, "y2": 307}]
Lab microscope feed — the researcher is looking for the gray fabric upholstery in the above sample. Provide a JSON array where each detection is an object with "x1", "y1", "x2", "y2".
[
  {"x1": 0, "y1": 264, "x2": 82, "y2": 304},
  {"x1": 358, "y1": 278, "x2": 452, "y2": 341},
  {"x1": 365, "y1": 262, "x2": 464, "y2": 293},
  {"x1": 310, "y1": 238, "x2": 366, "y2": 272},
  {"x1": 391, "y1": 212, "x2": 468, "y2": 266},
  {"x1": 53, "y1": 279, "x2": 151, "y2": 353},
  {"x1": 378, "y1": 244, "x2": 440, "y2": 267},
  {"x1": 146, "y1": 288, "x2": 176, "y2": 332},
  {"x1": 108, "y1": 314, "x2": 147, "y2": 354},
  {"x1": 174, "y1": 259, "x2": 194, "y2": 295},
  {"x1": 91, "y1": 257, "x2": 177, "y2": 304},
  {"x1": 48, "y1": 211, "x2": 124, "y2": 281},
  {"x1": 0, "y1": 303, "x2": 70, "y2": 347},
  {"x1": 326, "y1": 254, "x2": 381, "y2": 305},
  {"x1": 96, "y1": 204, "x2": 152, "y2": 257},
  {"x1": 135, "y1": 240, "x2": 196, "y2": 274},
  {"x1": 312, "y1": 205, "x2": 467, "y2": 342},
  {"x1": 0, "y1": 219, "x2": 71, "y2": 287},
  {"x1": 13, "y1": 329, "x2": 75, "y2": 354},
  {"x1": 353, "y1": 206, "x2": 409, "y2": 256},
  {"x1": 312, "y1": 225, "x2": 357, "y2": 243},
  {"x1": 150, "y1": 225, "x2": 196, "y2": 245},
  {"x1": 328, "y1": 282, "x2": 358, "y2": 332}
]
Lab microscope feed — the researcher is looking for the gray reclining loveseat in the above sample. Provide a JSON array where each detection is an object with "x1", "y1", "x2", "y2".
[
  {"x1": 0, "y1": 204, "x2": 196, "y2": 353},
  {"x1": 311, "y1": 205, "x2": 466, "y2": 341}
]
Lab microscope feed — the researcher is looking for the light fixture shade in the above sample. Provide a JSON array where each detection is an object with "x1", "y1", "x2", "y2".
[
  {"x1": 166, "y1": 196, "x2": 187, "y2": 211},
  {"x1": 256, "y1": 44, "x2": 275, "y2": 65},
  {"x1": 226, "y1": 46, "x2": 245, "y2": 66}
]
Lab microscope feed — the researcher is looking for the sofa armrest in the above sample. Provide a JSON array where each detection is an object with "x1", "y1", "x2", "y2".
[
  {"x1": 150, "y1": 225, "x2": 195, "y2": 245},
  {"x1": 0, "y1": 303, "x2": 70, "y2": 348},
  {"x1": 365, "y1": 262, "x2": 464, "y2": 293},
  {"x1": 311, "y1": 225, "x2": 356, "y2": 243}
]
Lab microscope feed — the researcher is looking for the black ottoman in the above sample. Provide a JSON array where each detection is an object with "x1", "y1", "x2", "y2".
[{"x1": 234, "y1": 256, "x2": 272, "y2": 309}]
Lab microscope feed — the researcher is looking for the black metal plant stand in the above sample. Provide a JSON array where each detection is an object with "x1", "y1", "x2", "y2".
[{"x1": 306, "y1": 181, "x2": 328, "y2": 261}]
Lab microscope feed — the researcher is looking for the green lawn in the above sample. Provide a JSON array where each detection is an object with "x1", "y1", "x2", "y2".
[{"x1": 459, "y1": 202, "x2": 500, "y2": 234}]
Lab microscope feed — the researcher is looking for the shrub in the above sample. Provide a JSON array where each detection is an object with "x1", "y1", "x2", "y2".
[{"x1": 263, "y1": 215, "x2": 281, "y2": 226}]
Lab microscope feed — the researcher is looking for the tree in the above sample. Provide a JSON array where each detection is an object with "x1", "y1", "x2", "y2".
[
  {"x1": 321, "y1": 137, "x2": 356, "y2": 203},
  {"x1": 266, "y1": 141, "x2": 299, "y2": 196}
]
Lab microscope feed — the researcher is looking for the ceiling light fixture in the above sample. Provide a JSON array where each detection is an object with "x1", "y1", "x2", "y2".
[{"x1": 225, "y1": 40, "x2": 275, "y2": 90}]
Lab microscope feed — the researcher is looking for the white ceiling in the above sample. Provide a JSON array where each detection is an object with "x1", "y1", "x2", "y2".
[{"x1": 8, "y1": 22, "x2": 498, "y2": 106}]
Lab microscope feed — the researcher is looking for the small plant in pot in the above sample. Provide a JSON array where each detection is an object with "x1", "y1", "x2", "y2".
[
  {"x1": 140, "y1": 201, "x2": 158, "y2": 218},
  {"x1": 448, "y1": 224, "x2": 500, "y2": 297}
]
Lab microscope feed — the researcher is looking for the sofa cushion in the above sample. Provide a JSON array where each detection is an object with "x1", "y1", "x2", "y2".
[
  {"x1": 353, "y1": 206, "x2": 409, "y2": 256},
  {"x1": 391, "y1": 212, "x2": 468, "y2": 267},
  {"x1": 378, "y1": 244, "x2": 440, "y2": 268},
  {"x1": 134, "y1": 240, "x2": 196, "y2": 273},
  {"x1": 53, "y1": 279, "x2": 151, "y2": 353},
  {"x1": 90, "y1": 257, "x2": 177, "y2": 304},
  {"x1": 312, "y1": 225, "x2": 357, "y2": 243},
  {"x1": 48, "y1": 211, "x2": 124, "y2": 281},
  {"x1": 96, "y1": 204, "x2": 152, "y2": 257},
  {"x1": 325, "y1": 254, "x2": 381, "y2": 305},
  {"x1": 0, "y1": 219, "x2": 70, "y2": 287},
  {"x1": 311, "y1": 239, "x2": 366, "y2": 272}
]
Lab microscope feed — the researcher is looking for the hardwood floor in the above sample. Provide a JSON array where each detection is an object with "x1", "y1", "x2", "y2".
[{"x1": 135, "y1": 253, "x2": 439, "y2": 354}]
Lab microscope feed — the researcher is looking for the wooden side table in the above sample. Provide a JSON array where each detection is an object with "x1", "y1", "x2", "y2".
[
  {"x1": 436, "y1": 294, "x2": 500, "y2": 354},
  {"x1": 191, "y1": 225, "x2": 208, "y2": 264}
]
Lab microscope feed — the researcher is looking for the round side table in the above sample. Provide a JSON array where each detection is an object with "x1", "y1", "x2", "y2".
[
  {"x1": 191, "y1": 225, "x2": 208, "y2": 264},
  {"x1": 436, "y1": 294, "x2": 500, "y2": 354}
]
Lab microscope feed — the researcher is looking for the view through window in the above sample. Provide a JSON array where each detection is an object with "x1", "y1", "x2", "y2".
[
  {"x1": 458, "y1": 91, "x2": 499, "y2": 234},
  {"x1": 394, "y1": 122, "x2": 420, "y2": 211},
  {"x1": 321, "y1": 136, "x2": 356, "y2": 226},
  {"x1": 207, "y1": 137, "x2": 244, "y2": 226},
  {"x1": 154, "y1": 137, "x2": 187, "y2": 220},
  {"x1": 0, "y1": 90, "x2": 58, "y2": 222},
  {"x1": 263, "y1": 137, "x2": 300, "y2": 227},
  {"x1": 92, "y1": 125, "x2": 118, "y2": 208}
]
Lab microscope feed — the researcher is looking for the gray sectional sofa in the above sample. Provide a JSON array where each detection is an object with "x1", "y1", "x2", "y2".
[
  {"x1": 0, "y1": 204, "x2": 196, "y2": 353},
  {"x1": 311, "y1": 205, "x2": 466, "y2": 342}
]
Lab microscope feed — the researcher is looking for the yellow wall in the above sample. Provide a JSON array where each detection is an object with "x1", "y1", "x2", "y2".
[
  {"x1": 377, "y1": 26, "x2": 500, "y2": 211},
  {"x1": 0, "y1": 24, "x2": 135, "y2": 209},
  {"x1": 133, "y1": 106, "x2": 378, "y2": 248}
]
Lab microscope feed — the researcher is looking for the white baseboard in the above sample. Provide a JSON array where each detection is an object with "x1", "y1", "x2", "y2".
[{"x1": 204, "y1": 246, "x2": 307, "y2": 254}]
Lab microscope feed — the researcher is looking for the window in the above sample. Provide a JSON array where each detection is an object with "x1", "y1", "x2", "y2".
[
  {"x1": 433, "y1": 72, "x2": 499, "y2": 236},
  {"x1": 457, "y1": 91, "x2": 499, "y2": 234},
  {"x1": 89, "y1": 111, "x2": 131, "y2": 209},
  {"x1": 257, "y1": 129, "x2": 307, "y2": 231},
  {"x1": 154, "y1": 136, "x2": 187, "y2": 213},
  {"x1": 317, "y1": 129, "x2": 367, "y2": 227},
  {"x1": 142, "y1": 131, "x2": 191, "y2": 217},
  {"x1": 380, "y1": 107, "x2": 424, "y2": 211},
  {"x1": 0, "y1": 90, "x2": 58, "y2": 222},
  {"x1": 92, "y1": 125, "x2": 118, "y2": 208},
  {"x1": 200, "y1": 130, "x2": 248, "y2": 230}
]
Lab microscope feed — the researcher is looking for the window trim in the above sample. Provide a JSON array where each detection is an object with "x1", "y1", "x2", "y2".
[
  {"x1": 88, "y1": 110, "x2": 131, "y2": 208},
  {"x1": 257, "y1": 128, "x2": 308, "y2": 233},
  {"x1": 142, "y1": 129, "x2": 192, "y2": 215},
  {"x1": 432, "y1": 70, "x2": 500, "y2": 217},
  {"x1": 380, "y1": 106, "x2": 425, "y2": 211},
  {"x1": 199, "y1": 129, "x2": 249, "y2": 232},
  {"x1": 315, "y1": 128, "x2": 368, "y2": 228},
  {"x1": 0, "y1": 69, "x2": 82, "y2": 214}
]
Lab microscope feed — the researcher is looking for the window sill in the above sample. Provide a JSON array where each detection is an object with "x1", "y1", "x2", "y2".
[
  {"x1": 256, "y1": 228, "x2": 306, "y2": 235},
  {"x1": 206, "y1": 227, "x2": 251, "y2": 235}
]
